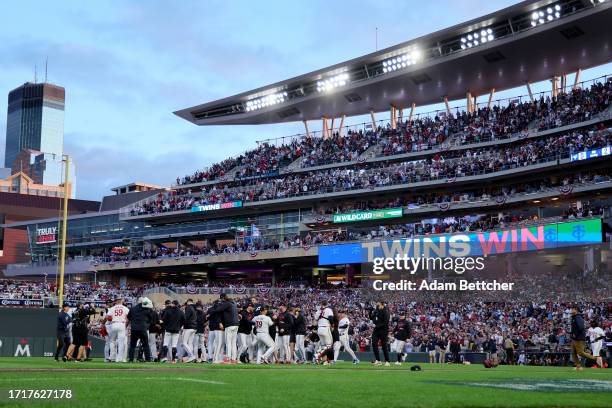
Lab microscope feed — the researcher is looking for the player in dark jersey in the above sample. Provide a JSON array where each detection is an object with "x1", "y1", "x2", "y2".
[
  {"x1": 237, "y1": 303, "x2": 255, "y2": 363},
  {"x1": 276, "y1": 303, "x2": 294, "y2": 363},
  {"x1": 392, "y1": 314, "x2": 411, "y2": 365},
  {"x1": 292, "y1": 306, "x2": 307, "y2": 363},
  {"x1": 194, "y1": 301, "x2": 207, "y2": 363}
]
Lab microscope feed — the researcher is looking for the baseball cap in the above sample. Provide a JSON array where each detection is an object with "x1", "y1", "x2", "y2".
[
  {"x1": 164, "y1": 300, "x2": 171, "y2": 305},
  {"x1": 172, "y1": 300, "x2": 179, "y2": 306}
]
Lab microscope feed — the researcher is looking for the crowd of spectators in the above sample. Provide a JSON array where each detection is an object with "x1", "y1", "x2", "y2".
[
  {"x1": 536, "y1": 81, "x2": 612, "y2": 130},
  {"x1": 2, "y1": 268, "x2": 609, "y2": 366},
  {"x1": 130, "y1": 126, "x2": 611, "y2": 217},
  {"x1": 0, "y1": 280, "x2": 142, "y2": 305},
  {"x1": 0, "y1": 280, "x2": 54, "y2": 300},
  {"x1": 175, "y1": 80, "x2": 611, "y2": 185}
]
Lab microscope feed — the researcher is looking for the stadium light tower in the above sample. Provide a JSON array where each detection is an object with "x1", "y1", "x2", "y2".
[
  {"x1": 460, "y1": 28, "x2": 494, "y2": 49},
  {"x1": 530, "y1": 4, "x2": 561, "y2": 26},
  {"x1": 317, "y1": 73, "x2": 349, "y2": 92},
  {"x1": 382, "y1": 49, "x2": 421, "y2": 74}
]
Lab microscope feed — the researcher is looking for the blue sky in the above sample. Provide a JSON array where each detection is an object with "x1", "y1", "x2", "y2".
[{"x1": 0, "y1": 0, "x2": 610, "y2": 201}]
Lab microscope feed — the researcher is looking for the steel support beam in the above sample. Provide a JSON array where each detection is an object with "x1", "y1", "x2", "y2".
[
  {"x1": 322, "y1": 117, "x2": 328, "y2": 139},
  {"x1": 573, "y1": 69, "x2": 582, "y2": 90},
  {"x1": 409, "y1": 102, "x2": 416, "y2": 121},
  {"x1": 526, "y1": 82, "x2": 534, "y2": 102},
  {"x1": 466, "y1": 92, "x2": 473, "y2": 113},
  {"x1": 487, "y1": 88, "x2": 495, "y2": 109}
]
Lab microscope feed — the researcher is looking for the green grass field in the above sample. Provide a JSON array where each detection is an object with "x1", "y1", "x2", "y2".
[{"x1": 0, "y1": 358, "x2": 610, "y2": 407}]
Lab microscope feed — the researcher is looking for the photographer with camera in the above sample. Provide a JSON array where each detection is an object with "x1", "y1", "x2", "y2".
[{"x1": 66, "y1": 302, "x2": 96, "y2": 362}]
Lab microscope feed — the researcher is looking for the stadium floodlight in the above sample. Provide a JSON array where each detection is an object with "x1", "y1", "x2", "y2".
[
  {"x1": 460, "y1": 28, "x2": 494, "y2": 50},
  {"x1": 316, "y1": 73, "x2": 350, "y2": 92},
  {"x1": 381, "y1": 49, "x2": 421, "y2": 74},
  {"x1": 531, "y1": 3, "x2": 561, "y2": 27},
  {"x1": 244, "y1": 91, "x2": 288, "y2": 112}
]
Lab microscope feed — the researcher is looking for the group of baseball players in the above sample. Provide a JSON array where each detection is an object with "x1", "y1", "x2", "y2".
[{"x1": 101, "y1": 294, "x2": 361, "y2": 365}]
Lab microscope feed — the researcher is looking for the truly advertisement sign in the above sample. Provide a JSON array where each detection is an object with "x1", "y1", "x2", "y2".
[
  {"x1": 191, "y1": 201, "x2": 243, "y2": 213},
  {"x1": 332, "y1": 208, "x2": 403, "y2": 223},
  {"x1": 318, "y1": 219, "x2": 602, "y2": 265},
  {"x1": 35, "y1": 226, "x2": 57, "y2": 244}
]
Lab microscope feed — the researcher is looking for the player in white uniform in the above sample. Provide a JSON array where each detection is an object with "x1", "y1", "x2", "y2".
[
  {"x1": 105, "y1": 298, "x2": 129, "y2": 362},
  {"x1": 314, "y1": 300, "x2": 333, "y2": 348},
  {"x1": 252, "y1": 306, "x2": 276, "y2": 364},
  {"x1": 334, "y1": 310, "x2": 359, "y2": 364},
  {"x1": 103, "y1": 302, "x2": 113, "y2": 362},
  {"x1": 587, "y1": 320, "x2": 605, "y2": 368}
]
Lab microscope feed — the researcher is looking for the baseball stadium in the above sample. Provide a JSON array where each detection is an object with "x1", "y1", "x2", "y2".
[{"x1": 1, "y1": 1, "x2": 611, "y2": 407}]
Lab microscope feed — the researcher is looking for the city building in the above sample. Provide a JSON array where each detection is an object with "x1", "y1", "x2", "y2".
[
  {"x1": 111, "y1": 182, "x2": 166, "y2": 195},
  {"x1": 4, "y1": 82, "x2": 65, "y2": 169},
  {"x1": 0, "y1": 171, "x2": 69, "y2": 197},
  {"x1": 0, "y1": 192, "x2": 99, "y2": 275}
]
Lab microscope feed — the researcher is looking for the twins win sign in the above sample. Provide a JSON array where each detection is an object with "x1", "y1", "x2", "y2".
[{"x1": 318, "y1": 219, "x2": 602, "y2": 265}]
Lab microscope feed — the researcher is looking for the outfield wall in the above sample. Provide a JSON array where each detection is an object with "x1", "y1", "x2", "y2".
[
  {"x1": 0, "y1": 308, "x2": 56, "y2": 357},
  {"x1": 0, "y1": 308, "x2": 105, "y2": 358}
]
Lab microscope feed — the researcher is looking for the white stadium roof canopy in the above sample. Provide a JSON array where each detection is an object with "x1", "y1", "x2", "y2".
[{"x1": 174, "y1": 0, "x2": 612, "y2": 126}]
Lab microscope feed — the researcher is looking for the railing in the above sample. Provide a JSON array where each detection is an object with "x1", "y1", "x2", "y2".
[
  {"x1": 302, "y1": 177, "x2": 612, "y2": 222},
  {"x1": 142, "y1": 286, "x2": 178, "y2": 297},
  {"x1": 145, "y1": 285, "x2": 330, "y2": 296},
  {"x1": 5, "y1": 259, "x2": 93, "y2": 277},
  {"x1": 125, "y1": 150, "x2": 588, "y2": 217}
]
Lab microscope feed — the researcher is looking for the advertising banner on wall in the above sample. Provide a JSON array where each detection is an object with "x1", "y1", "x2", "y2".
[
  {"x1": 0, "y1": 299, "x2": 45, "y2": 308},
  {"x1": 191, "y1": 201, "x2": 243, "y2": 213},
  {"x1": 35, "y1": 226, "x2": 57, "y2": 244},
  {"x1": 332, "y1": 208, "x2": 403, "y2": 223},
  {"x1": 318, "y1": 219, "x2": 603, "y2": 265}
]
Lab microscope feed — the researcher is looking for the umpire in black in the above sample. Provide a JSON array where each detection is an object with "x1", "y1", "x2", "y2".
[
  {"x1": 370, "y1": 300, "x2": 390, "y2": 365},
  {"x1": 127, "y1": 297, "x2": 155, "y2": 362}
]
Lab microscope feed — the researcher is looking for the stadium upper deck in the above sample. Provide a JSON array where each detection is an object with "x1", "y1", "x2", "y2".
[
  {"x1": 175, "y1": 0, "x2": 612, "y2": 125},
  {"x1": 2, "y1": 0, "x2": 612, "y2": 282}
]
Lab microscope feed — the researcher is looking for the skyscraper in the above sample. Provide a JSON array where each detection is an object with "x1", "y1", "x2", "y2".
[{"x1": 4, "y1": 82, "x2": 65, "y2": 169}]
